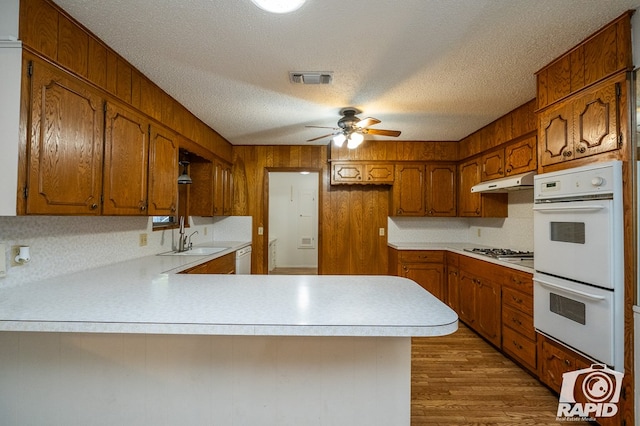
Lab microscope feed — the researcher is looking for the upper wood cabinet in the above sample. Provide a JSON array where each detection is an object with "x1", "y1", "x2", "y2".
[
  {"x1": 480, "y1": 149, "x2": 504, "y2": 181},
  {"x1": 538, "y1": 75, "x2": 624, "y2": 167},
  {"x1": 214, "y1": 159, "x2": 234, "y2": 216},
  {"x1": 25, "y1": 57, "x2": 104, "y2": 215},
  {"x1": 504, "y1": 135, "x2": 537, "y2": 175},
  {"x1": 331, "y1": 161, "x2": 394, "y2": 185},
  {"x1": 189, "y1": 159, "x2": 214, "y2": 217},
  {"x1": 536, "y1": 12, "x2": 632, "y2": 110},
  {"x1": 425, "y1": 163, "x2": 456, "y2": 217},
  {"x1": 148, "y1": 125, "x2": 179, "y2": 215},
  {"x1": 103, "y1": 101, "x2": 150, "y2": 215},
  {"x1": 458, "y1": 157, "x2": 507, "y2": 218},
  {"x1": 390, "y1": 163, "x2": 425, "y2": 216}
]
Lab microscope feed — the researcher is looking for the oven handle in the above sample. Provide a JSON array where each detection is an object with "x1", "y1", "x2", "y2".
[
  {"x1": 532, "y1": 205, "x2": 605, "y2": 213},
  {"x1": 535, "y1": 278, "x2": 606, "y2": 301}
]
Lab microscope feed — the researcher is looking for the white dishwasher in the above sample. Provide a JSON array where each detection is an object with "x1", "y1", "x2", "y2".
[{"x1": 235, "y1": 245, "x2": 252, "y2": 274}]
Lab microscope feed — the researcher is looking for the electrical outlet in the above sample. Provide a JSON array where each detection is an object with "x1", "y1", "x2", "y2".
[
  {"x1": 139, "y1": 233, "x2": 148, "y2": 247},
  {"x1": 379, "y1": 228, "x2": 385, "y2": 236},
  {"x1": 477, "y1": 228, "x2": 481, "y2": 237},
  {"x1": 203, "y1": 227, "x2": 208, "y2": 236},
  {"x1": 10, "y1": 245, "x2": 21, "y2": 266}
]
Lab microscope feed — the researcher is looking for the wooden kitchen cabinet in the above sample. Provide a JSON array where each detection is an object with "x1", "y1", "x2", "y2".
[
  {"x1": 189, "y1": 158, "x2": 215, "y2": 216},
  {"x1": 25, "y1": 56, "x2": 104, "y2": 215},
  {"x1": 445, "y1": 252, "x2": 459, "y2": 312},
  {"x1": 458, "y1": 157, "x2": 507, "y2": 218},
  {"x1": 147, "y1": 124, "x2": 179, "y2": 215},
  {"x1": 213, "y1": 158, "x2": 233, "y2": 216},
  {"x1": 538, "y1": 76, "x2": 623, "y2": 167},
  {"x1": 388, "y1": 249, "x2": 445, "y2": 301},
  {"x1": 103, "y1": 101, "x2": 150, "y2": 215},
  {"x1": 501, "y1": 269, "x2": 537, "y2": 374},
  {"x1": 458, "y1": 256, "x2": 501, "y2": 348},
  {"x1": 181, "y1": 252, "x2": 236, "y2": 274},
  {"x1": 390, "y1": 163, "x2": 425, "y2": 216},
  {"x1": 425, "y1": 163, "x2": 456, "y2": 216},
  {"x1": 538, "y1": 335, "x2": 591, "y2": 392},
  {"x1": 504, "y1": 135, "x2": 537, "y2": 175},
  {"x1": 331, "y1": 161, "x2": 394, "y2": 185},
  {"x1": 480, "y1": 148, "x2": 504, "y2": 181}
]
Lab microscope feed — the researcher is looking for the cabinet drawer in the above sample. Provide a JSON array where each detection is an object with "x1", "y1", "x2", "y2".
[
  {"x1": 502, "y1": 304, "x2": 535, "y2": 340},
  {"x1": 502, "y1": 286, "x2": 533, "y2": 316},
  {"x1": 399, "y1": 250, "x2": 445, "y2": 263},
  {"x1": 502, "y1": 326, "x2": 537, "y2": 372},
  {"x1": 502, "y1": 269, "x2": 533, "y2": 292}
]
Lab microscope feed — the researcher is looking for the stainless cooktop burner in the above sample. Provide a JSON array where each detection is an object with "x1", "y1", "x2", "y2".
[{"x1": 464, "y1": 248, "x2": 534, "y2": 260}]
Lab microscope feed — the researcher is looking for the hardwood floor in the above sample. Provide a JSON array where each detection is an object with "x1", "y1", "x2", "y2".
[{"x1": 411, "y1": 323, "x2": 592, "y2": 426}]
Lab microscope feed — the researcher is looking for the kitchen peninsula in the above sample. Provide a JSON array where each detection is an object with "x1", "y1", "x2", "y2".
[{"x1": 0, "y1": 248, "x2": 457, "y2": 426}]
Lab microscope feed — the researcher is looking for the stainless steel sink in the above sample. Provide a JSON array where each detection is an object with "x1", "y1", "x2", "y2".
[{"x1": 159, "y1": 247, "x2": 228, "y2": 256}]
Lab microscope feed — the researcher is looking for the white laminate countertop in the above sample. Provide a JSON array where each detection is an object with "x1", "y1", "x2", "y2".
[
  {"x1": 387, "y1": 242, "x2": 534, "y2": 273},
  {"x1": 0, "y1": 241, "x2": 458, "y2": 337}
]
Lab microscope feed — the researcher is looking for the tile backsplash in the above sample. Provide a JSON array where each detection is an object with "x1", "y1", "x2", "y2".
[
  {"x1": 0, "y1": 215, "x2": 251, "y2": 288},
  {"x1": 388, "y1": 190, "x2": 534, "y2": 251}
]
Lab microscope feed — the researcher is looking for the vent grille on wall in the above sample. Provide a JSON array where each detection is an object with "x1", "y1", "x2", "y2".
[{"x1": 289, "y1": 72, "x2": 333, "y2": 85}]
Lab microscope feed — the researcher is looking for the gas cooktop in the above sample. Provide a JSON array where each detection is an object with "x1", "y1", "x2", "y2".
[{"x1": 463, "y1": 248, "x2": 534, "y2": 261}]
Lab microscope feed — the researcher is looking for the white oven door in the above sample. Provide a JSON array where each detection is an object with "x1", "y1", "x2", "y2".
[
  {"x1": 533, "y1": 273, "x2": 615, "y2": 366},
  {"x1": 533, "y1": 199, "x2": 613, "y2": 288}
]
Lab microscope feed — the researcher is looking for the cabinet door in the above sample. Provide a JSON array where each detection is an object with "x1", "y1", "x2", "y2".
[
  {"x1": 457, "y1": 158, "x2": 481, "y2": 217},
  {"x1": 27, "y1": 59, "x2": 104, "y2": 214},
  {"x1": 425, "y1": 164, "x2": 456, "y2": 217},
  {"x1": 189, "y1": 160, "x2": 215, "y2": 217},
  {"x1": 331, "y1": 162, "x2": 363, "y2": 183},
  {"x1": 539, "y1": 339, "x2": 590, "y2": 392},
  {"x1": 401, "y1": 262, "x2": 444, "y2": 301},
  {"x1": 475, "y1": 277, "x2": 501, "y2": 347},
  {"x1": 446, "y1": 264, "x2": 459, "y2": 312},
  {"x1": 391, "y1": 163, "x2": 425, "y2": 216},
  {"x1": 504, "y1": 135, "x2": 537, "y2": 175},
  {"x1": 103, "y1": 102, "x2": 149, "y2": 215},
  {"x1": 481, "y1": 149, "x2": 504, "y2": 181},
  {"x1": 148, "y1": 125, "x2": 178, "y2": 215},
  {"x1": 222, "y1": 162, "x2": 233, "y2": 216},
  {"x1": 539, "y1": 102, "x2": 572, "y2": 166},
  {"x1": 573, "y1": 79, "x2": 621, "y2": 159},
  {"x1": 457, "y1": 270, "x2": 476, "y2": 325},
  {"x1": 364, "y1": 163, "x2": 394, "y2": 183}
]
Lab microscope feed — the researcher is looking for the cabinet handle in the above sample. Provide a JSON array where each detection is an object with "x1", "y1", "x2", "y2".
[
  {"x1": 512, "y1": 296, "x2": 523, "y2": 304},
  {"x1": 171, "y1": 205, "x2": 176, "y2": 212},
  {"x1": 428, "y1": 209, "x2": 434, "y2": 215},
  {"x1": 506, "y1": 168, "x2": 512, "y2": 173},
  {"x1": 576, "y1": 146, "x2": 586, "y2": 154},
  {"x1": 90, "y1": 203, "x2": 98, "y2": 210},
  {"x1": 512, "y1": 318, "x2": 522, "y2": 326},
  {"x1": 564, "y1": 359, "x2": 571, "y2": 366},
  {"x1": 140, "y1": 204, "x2": 146, "y2": 211},
  {"x1": 402, "y1": 265, "x2": 408, "y2": 272},
  {"x1": 563, "y1": 150, "x2": 573, "y2": 157},
  {"x1": 397, "y1": 209, "x2": 403, "y2": 214},
  {"x1": 512, "y1": 340, "x2": 523, "y2": 350}
]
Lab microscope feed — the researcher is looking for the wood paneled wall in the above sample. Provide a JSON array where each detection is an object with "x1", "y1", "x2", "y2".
[{"x1": 233, "y1": 145, "x2": 390, "y2": 275}]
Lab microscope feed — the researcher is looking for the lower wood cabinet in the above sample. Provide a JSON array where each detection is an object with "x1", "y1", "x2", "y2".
[
  {"x1": 388, "y1": 249, "x2": 445, "y2": 301},
  {"x1": 180, "y1": 252, "x2": 235, "y2": 274},
  {"x1": 445, "y1": 252, "x2": 459, "y2": 312}
]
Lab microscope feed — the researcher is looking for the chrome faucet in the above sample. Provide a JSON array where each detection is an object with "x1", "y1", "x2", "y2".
[
  {"x1": 177, "y1": 216, "x2": 187, "y2": 252},
  {"x1": 187, "y1": 231, "x2": 198, "y2": 250}
]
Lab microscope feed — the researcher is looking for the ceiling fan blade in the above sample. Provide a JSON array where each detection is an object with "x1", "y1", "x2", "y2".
[
  {"x1": 305, "y1": 125, "x2": 339, "y2": 130},
  {"x1": 364, "y1": 128, "x2": 401, "y2": 137},
  {"x1": 306, "y1": 133, "x2": 335, "y2": 142},
  {"x1": 356, "y1": 117, "x2": 381, "y2": 128}
]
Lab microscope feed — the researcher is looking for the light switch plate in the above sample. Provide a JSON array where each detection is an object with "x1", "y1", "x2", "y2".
[{"x1": 0, "y1": 243, "x2": 6, "y2": 278}]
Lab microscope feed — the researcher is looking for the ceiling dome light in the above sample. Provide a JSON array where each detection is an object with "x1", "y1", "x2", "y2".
[
  {"x1": 332, "y1": 133, "x2": 346, "y2": 147},
  {"x1": 251, "y1": 0, "x2": 306, "y2": 13}
]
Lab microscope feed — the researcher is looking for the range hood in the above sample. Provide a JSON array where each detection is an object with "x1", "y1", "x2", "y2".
[{"x1": 471, "y1": 171, "x2": 535, "y2": 193}]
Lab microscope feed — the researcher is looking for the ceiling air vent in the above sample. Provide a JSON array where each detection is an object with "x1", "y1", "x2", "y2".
[{"x1": 289, "y1": 71, "x2": 333, "y2": 85}]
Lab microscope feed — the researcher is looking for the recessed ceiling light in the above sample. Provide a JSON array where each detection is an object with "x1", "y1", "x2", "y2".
[{"x1": 251, "y1": 0, "x2": 306, "y2": 14}]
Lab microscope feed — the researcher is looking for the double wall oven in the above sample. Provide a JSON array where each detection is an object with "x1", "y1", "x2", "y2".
[{"x1": 533, "y1": 161, "x2": 624, "y2": 370}]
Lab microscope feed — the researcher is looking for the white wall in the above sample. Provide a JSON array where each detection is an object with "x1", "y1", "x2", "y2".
[
  {"x1": 388, "y1": 190, "x2": 534, "y2": 251},
  {"x1": 0, "y1": 215, "x2": 251, "y2": 288},
  {"x1": 268, "y1": 172, "x2": 318, "y2": 268}
]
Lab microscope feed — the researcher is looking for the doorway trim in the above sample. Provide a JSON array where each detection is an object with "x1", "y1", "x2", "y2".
[{"x1": 264, "y1": 167, "x2": 323, "y2": 274}]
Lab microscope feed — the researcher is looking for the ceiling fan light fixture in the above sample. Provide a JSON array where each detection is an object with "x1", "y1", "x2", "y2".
[
  {"x1": 347, "y1": 132, "x2": 364, "y2": 149},
  {"x1": 332, "y1": 132, "x2": 346, "y2": 147},
  {"x1": 251, "y1": 0, "x2": 306, "y2": 14}
]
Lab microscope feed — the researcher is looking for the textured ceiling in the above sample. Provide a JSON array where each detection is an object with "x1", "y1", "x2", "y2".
[{"x1": 52, "y1": 0, "x2": 640, "y2": 146}]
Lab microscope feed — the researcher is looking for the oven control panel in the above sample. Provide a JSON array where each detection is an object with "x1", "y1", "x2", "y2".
[{"x1": 534, "y1": 161, "x2": 621, "y2": 201}]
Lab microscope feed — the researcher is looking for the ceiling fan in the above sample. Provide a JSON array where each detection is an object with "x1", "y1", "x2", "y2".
[{"x1": 306, "y1": 107, "x2": 401, "y2": 149}]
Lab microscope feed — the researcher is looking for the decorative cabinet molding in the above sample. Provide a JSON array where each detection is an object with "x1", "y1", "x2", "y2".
[
  {"x1": 504, "y1": 135, "x2": 537, "y2": 175},
  {"x1": 425, "y1": 164, "x2": 456, "y2": 217},
  {"x1": 331, "y1": 161, "x2": 394, "y2": 185}
]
